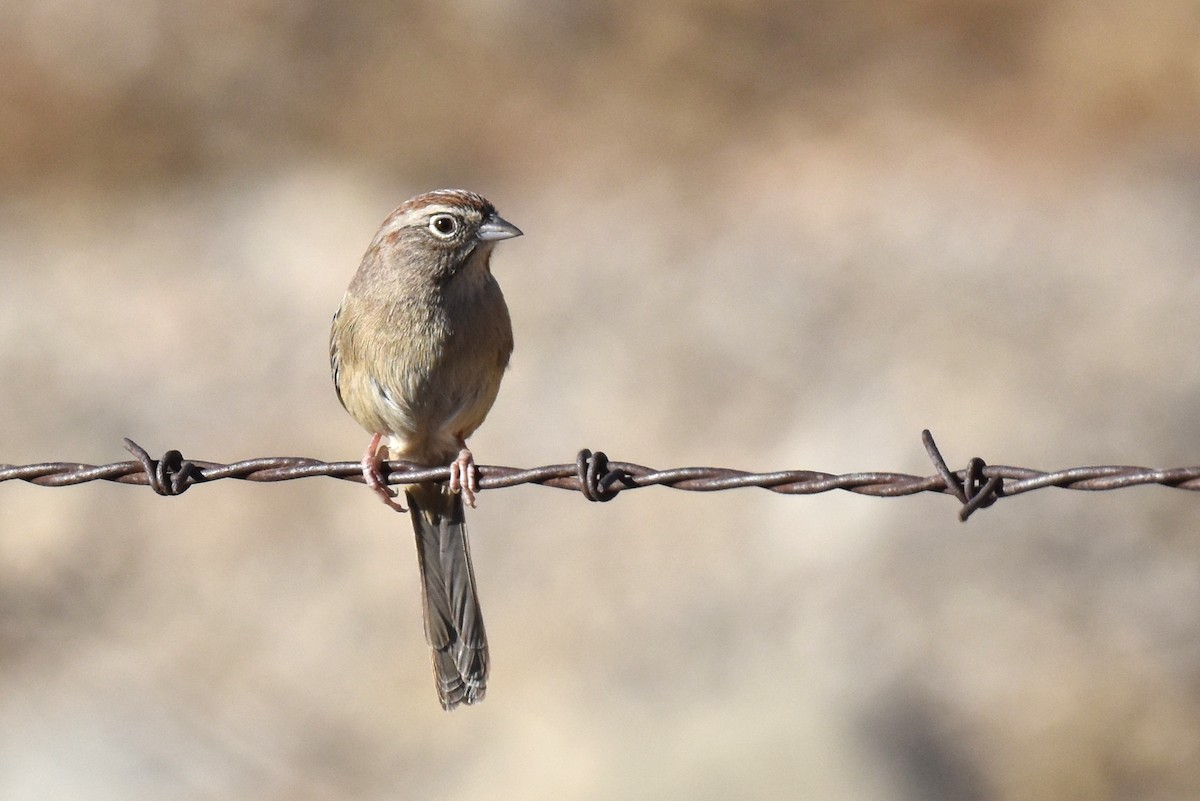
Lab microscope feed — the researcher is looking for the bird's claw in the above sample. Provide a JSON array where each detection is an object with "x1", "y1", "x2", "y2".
[
  {"x1": 448, "y1": 448, "x2": 479, "y2": 508},
  {"x1": 363, "y1": 463, "x2": 407, "y2": 512},
  {"x1": 362, "y1": 433, "x2": 406, "y2": 512}
]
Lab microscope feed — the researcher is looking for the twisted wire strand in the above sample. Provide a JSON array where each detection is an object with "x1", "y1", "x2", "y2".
[{"x1": 1, "y1": 432, "x2": 1198, "y2": 521}]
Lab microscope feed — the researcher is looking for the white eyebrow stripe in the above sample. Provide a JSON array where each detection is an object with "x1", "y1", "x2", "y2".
[
  {"x1": 418, "y1": 205, "x2": 466, "y2": 217},
  {"x1": 378, "y1": 204, "x2": 475, "y2": 237}
]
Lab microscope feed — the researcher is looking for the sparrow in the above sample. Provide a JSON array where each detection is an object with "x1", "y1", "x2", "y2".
[{"x1": 329, "y1": 189, "x2": 520, "y2": 709}]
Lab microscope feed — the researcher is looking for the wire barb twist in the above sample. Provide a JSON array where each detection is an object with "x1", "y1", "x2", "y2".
[
  {"x1": 576, "y1": 450, "x2": 629, "y2": 502},
  {"x1": 921, "y1": 430, "x2": 1003, "y2": 521},
  {"x1": 1, "y1": 431, "x2": 1199, "y2": 522},
  {"x1": 123, "y1": 438, "x2": 201, "y2": 496}
]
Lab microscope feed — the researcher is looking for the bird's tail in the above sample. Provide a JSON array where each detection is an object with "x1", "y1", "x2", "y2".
[{"x1": 405, "y1": 482, "x2": 488, "y2": 709}]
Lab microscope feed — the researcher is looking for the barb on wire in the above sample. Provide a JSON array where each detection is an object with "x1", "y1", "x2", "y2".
[{"x1": 1, "y1": 431, "x2": 1199, "y2": 523}]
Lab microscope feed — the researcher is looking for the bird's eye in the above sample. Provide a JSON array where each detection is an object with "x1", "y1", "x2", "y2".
[{"x1": 429, "y1": 214, "x2": 459, "y2": 238}]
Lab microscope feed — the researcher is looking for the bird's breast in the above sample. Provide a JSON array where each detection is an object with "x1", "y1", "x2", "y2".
[{"x1": 339, "y1": 271, "x2": 512, "y2": 464}]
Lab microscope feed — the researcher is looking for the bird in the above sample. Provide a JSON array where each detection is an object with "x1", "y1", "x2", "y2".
[{"x1": 329, "y1": 189, "x2": 520, "y2": 709}]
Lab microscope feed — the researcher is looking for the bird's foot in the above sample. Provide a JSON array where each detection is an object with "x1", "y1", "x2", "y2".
[
  {"x1": 448, "y1": 447, "x2": 479, "y2": 508},
  {"x1": 362, "y1": 433, "x2": 406, "y2": 512}
]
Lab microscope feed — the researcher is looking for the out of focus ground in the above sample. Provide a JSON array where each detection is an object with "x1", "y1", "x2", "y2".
[{"x1": 1, "y1": 2, "x2": 1199, "y2": 799}]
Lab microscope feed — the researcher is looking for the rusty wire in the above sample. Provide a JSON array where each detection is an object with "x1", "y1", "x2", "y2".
[{"x1": 1, "y1": 431, "x2": 1199, "y2": 521}]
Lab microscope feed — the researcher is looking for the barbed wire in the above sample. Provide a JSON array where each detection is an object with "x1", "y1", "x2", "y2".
[{"x1": 1, "y1": 431, "x2": 1198, "y2": 521}]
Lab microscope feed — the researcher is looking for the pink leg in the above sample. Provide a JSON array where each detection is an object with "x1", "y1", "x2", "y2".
[
  {"x1": 448, "y1": 438, "x2": 479, "y2": 508},
  {"x1": 361, "y1": 432, "x2": 406, "y2": 512}
]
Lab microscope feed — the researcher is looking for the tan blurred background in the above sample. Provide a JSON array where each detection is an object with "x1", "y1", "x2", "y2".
[{"x1": 2, "y1": 0, "x2": 1200, "y2": 798}]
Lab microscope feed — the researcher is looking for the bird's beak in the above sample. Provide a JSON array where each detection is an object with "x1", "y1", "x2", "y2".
[{"x1": 477, "y1": 214, "x2": 523, "y2": 242}]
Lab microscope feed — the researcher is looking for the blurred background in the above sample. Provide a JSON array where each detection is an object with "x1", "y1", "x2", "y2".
[{"x1": 2, "y1": 0, "x2": 1199, "y2": 798}]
